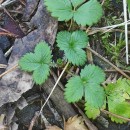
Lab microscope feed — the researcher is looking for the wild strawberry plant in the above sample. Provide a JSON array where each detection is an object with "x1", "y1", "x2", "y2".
[
  {"x1": 19, "y1": 42, "x2": 52, "y2": 85},
  {"x1": 19, "y1": 0, "x2": 130, "y2": 124}
]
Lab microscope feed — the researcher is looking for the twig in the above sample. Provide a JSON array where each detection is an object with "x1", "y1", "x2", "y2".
[
  {"x1": 50, "y1": 70, "x2": 64, "y2": 90},
  {"x1": 86, "y1": 47, "x2": 130, "y2": 79},
  {"x1": 123, "y1": 0, "x2": 129, "y2": 64},
  {"x1": 74, "y1": 103, "x2": 98, "y2": 130},
  {"x1": 102, "y1": 109, "x2": 130, "y2": 122},
  {"x1": 0, "y1": 27, "x2": 18, "y2": 37},
  {"x1": 105, "y1": 69, "x2": 130, "y2": 74},
  {"x1": 100, "y1": 20, "x2": 130, "y2": 29},
  {"x1": 0, "y1": 64, "x2": 18, "y2": 78},
  {"x1": 28, "y1": 111, "x2": 39, "y2": 130},
  {"x1": 4, "y1": 46, "x2": 13, "y2": 57},
  {"x1": 0, "y1": 0, "x2": 17, "y2": 9},
  {"x1": 101, "y1": 0, "x2": 105, "y2": 5},
  {"x1": 88, "y1": 28, "x2": 130, "y2": 35},
  {"x1": 0, "y1": 64, "x2": 7, "y2": 68}
]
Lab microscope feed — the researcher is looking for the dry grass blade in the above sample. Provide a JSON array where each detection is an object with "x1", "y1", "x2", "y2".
[
  {"x1": 0, "y1": 64, "x2": 18, "y2": 78},
  {"x1": 123, "y1": 0, "x2": 129, "y2": 64},
  {"x1": 87, "y1": 47, "x2": 130, "y2": 79}
]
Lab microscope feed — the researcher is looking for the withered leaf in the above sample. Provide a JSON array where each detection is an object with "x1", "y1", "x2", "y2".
[
  {"x1": 46, "y1": 125, "x2": 62, "y2": 130},
  {"x1": 64, "y1": 115, "x2": 89, "y2": 130}
]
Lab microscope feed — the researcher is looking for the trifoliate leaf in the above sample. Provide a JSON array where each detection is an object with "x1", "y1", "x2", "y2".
[
  {"x1": 71, "y1": 0, "x2": 85, "y2": 7},
  {"x1": 105, "y1": 79, "x2": 130, "y2": 123},
  {"x1": 65, "y1": 64, "x2": 105, "y2": 108},
  {"x1": 57, "y1": 31, "x2": 88, "y2": 65},
  {"x1": 45, "y1": 0, "x2": 103, "y2": 26},
  {"x1": 74, "y1": 0, "x2": 103, "y2": 26},
  {"x1": 44, "y1": 0, "x2": 73, "y2": 21},
  {"x1": 64, "y1": 76, "x2": 84, "y2": 103},
  {"x1": 19, "y1": 41, "x2": 52, "y2": 85},
  {"x1": 85, "y1": 102, "x2": 100, "y2": 119}
]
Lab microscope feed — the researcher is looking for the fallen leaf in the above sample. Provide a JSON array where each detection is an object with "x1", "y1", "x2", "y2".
[
  {"x1": 2, "y1": 12, "x2": 25, "y2": 38},
  {"x1": 64, "y1": 115, "x2": 89, "y2": 130},
  {"x1": 46, "y1": 116, "x2": 89, "y2": 130},
  {"x1": 46, "y1": 126, "x2": 62, "y2": 130}
]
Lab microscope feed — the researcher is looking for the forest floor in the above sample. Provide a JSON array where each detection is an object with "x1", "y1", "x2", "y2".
[{"x1": 0, "y1": 0, "x2": 130, "y2": 130}]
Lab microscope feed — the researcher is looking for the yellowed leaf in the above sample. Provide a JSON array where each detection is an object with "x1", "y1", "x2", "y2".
[
  {"x1": 64, "y1": 115, "x2": 88, "y2": 130},
  {"x1": 45, "y1": 125, "x2": 62, "y2": 130}
]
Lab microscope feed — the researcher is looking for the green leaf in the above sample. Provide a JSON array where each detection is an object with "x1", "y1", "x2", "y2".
[
  {"x1": 81, "y1": 65, "x2": 105, "y2": 108},
  {"x1": 80, "y1": 64, "x2": 105, "y2": 85},
  {"x1": 57, "y1": 30, "x2": 88, "y2": 65},
  {"x1": 19, "y1": 53, "x2": 41, "y2": 72},
  {"x1": 74, "y1": 0, "x2": 103, "y2": 26},
  {"x1": 45, "y1": 0, "x2": 103, "y2": 26},
  {"x1": 19, "y1": 41, "x2": 52, "y2": 85},
  {"x1": 33, "y1": 64, "x2": 50, "y2": 85},
  {"x1": 71, "y1": 0, "x2": 85, "y2": 7},
  {"x1": 64, "y1": 76, "x2": 84, "y2": 102},
  {"x1": 105, "y1": 79, "x2": 130, "y2": 123},
  {"x1": 85, "y1": 84, "x2": 105, "y2": 108},
  {"x1": 44, "y1": 0, "x2": 73, "y2": 21},
  {"x1": 85, "y1": 102, "x2": 100, "y2": 119},
  {"x1": 109, "y1": 101, "x2": 130, "y2": 124},
  {"x1": 65, "y1": 65, "x2": 105, "y2": 108},
  {"x1": 128, "y1": 0, "x2": 130, "y2": 12}
]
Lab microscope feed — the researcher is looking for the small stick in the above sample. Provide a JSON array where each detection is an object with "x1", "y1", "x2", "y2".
[
  {"x1": 123, "y1": 0, "x2": 129, "y2": 64},
  {"x1": 28, "y1": 111, "x2": 39, "y2": 130},
  {"x1": 0, "y1": 64, "x2": 7, "y2": 68},
  {"x1": 0, "y1": 0, "x2": 17, "y2": 9},
  {"x1": 50, "y1": 70, "x2": 64, "y2": 90},
  {"x1": 4, "y1": 46, "x2": 13, "y2": 57},
  {"x1": 102, "y1": 109, "x2": 130, "y2": 122},
  {"x1": 105, "y1": 69, "x2": 130, "y2": 74},
  {"x1": 86, "y1": 47, "x2": 130, "y2": 79},
  {"x1": 0, "y1": 64, "x2": 18, "y2": 78},
  {"x1": 74, "y1": 103, "x2": 98, "y2": 130}
]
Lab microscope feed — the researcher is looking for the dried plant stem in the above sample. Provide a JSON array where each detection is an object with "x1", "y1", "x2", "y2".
[
  {"x1": 102, "y1": 109, "x2": 130, "y2": 122},
  {"x1": 0, "y1": 64, "x2": 18, "y2": 78},
  {"x1": 100, "y1": 20, "x2": 130, "y2": 29},
  {"x1": 0, "y1": 64, "x2": 7, "y2": 68},
  {"x1": 0, "y1": 0, "x2": 16, "y2": 9},
  {"x1": 86, "y1": 47, "x2": 130, "y2": 79},
  {"x1": 123, "y1": 0, "x2": 129, "y2": 64}
]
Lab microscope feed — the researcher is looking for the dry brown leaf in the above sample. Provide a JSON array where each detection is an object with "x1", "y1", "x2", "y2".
[
  {"x1": 45, "y1": 125, "x2": 62, "y2": 130},
  {"x1": 64, "y1": 115, "x2": 89, "y2": 130}
]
